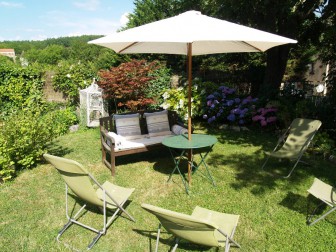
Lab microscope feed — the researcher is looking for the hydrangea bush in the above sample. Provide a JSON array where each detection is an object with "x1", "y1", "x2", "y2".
[
  {"x1": 204, "y1": 86, "x2": 257, "y2": 126},
  {"x1": 204, "y1": 85, "x2": 278, "y2": 128},
  {"x1": 252, "y1": 107, "x2": 278, "y2": 127}
]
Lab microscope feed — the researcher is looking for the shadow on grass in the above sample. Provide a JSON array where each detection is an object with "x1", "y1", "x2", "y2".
[
  {"x1": 279, "y1": 192, "x2": 309, "y2": 215},
  {"x1": 45, "y1": 141, "x2": 73, "y2": 158},
  {"x1": 115, "y1": 148, "x2": 171, "y2": 170},
  {"x1": 200, "y1": 127, "x2": 336, "y2": 195}
]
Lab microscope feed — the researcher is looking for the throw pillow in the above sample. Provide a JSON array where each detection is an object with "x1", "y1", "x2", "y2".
[
  {"x1": 144, "y1": 110, "x2": 170, "y2": 135},
  {"x1": 172, "y1": 124, "x2": 188, "y2": 135},
  {"x1": 113, "y1": 113, "x2": 141, "y2": 137}
]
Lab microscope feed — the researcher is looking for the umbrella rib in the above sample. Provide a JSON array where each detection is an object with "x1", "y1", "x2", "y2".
[
  {"x1": 119, "y1": 42, "x2": 139, "y2": 53},
  {"x1": 240, "y1": 41, "x2": 263, "y2": 52}
]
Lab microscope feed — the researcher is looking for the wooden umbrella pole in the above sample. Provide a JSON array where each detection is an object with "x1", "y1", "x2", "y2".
[
  {"x1": 187, "y1": 43, "x2": 192, "y2": 141},
  {"x1": 187, "y1": 43, "x2": 192, "y2": 184}
]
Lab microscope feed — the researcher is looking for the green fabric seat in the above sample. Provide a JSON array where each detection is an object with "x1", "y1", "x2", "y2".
[
  {"x1": 141, "y1": 203, "x2": 240, "y2": 252},
  {"x1": 43, "y1": 153, "x2": 135, "y2": 250},
  {"x1": 307, "y1": 178, "x2": 336, "y2": 225},
  {"x1": 261, "y1": 118, "x2": 322, "y2": 178}
]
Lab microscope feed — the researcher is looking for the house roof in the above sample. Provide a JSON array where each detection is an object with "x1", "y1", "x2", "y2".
[{"x1": 0, "y1": 49, "x2": 15, "y2": 53}]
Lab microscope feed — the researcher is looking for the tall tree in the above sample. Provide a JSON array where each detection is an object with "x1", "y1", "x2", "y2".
[
  {"x1": 318, "y1": 0, "x2": 336, "y2": 99},
  {"x1": 206, "y1": 0, "x2": 326, "y2": 99},
  {"x1": 127, "y1": 0, "x2": 331, "y2": 99}
]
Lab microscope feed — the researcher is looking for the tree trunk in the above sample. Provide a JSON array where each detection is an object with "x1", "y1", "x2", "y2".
[{"x1": 259, "y1": 45, "x2": 291, "y2": 99}]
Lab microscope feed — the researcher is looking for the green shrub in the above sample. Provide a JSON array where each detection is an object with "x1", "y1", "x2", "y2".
[
  {"x1": 0, "y1": 105, "x2": 78, "y2": 182},
  {"x1": 144, "y1": 64, "x2": 171, "y2": 109},
  {"x1": 0, "y1": 62, "x2": 44, "y2": 119},
  {"x1": 44, "y1": 106, "x2": 79, "y2": 136},
  {"x1": 160, "y1": 78, "x2": 206, "y2": 121},
  {"x1": 0, "y1": 137, "x2": 15, "y2": 182},
  {"x1": 311, "y1": 131, "x2": 336, "y2": 158},
  {"x1": 0, "y1": 110, "x2": 54, "y2": 180}
]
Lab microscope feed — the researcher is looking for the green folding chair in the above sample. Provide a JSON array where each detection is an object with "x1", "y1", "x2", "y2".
[
  {"x1": 261, "y1": 118, "x2": 322, "y2": 178},
  {"x1": 141, "y1": 203, "x2": 240, "y2": 252},
  {"x1": 307, "y1": 178, "x2": 336, "y2": 226},
  {"x1": 43, "y1": 153, "x2": 135, "y2": 250}
]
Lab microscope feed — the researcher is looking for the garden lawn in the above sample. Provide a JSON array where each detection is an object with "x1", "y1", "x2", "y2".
[{"x1": 0, "y1": 126, "x2": 335, "y2": 251}]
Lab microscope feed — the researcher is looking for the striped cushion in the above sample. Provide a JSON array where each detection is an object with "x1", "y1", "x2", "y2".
[
  {"x1": 113, "y1": 113, "x2": 141, "y2": 137},
  {"x1": 172, "y1": 124, "x2": 188, "y2": 135},
  {"x1": 144, "y1": 110, "x2": 170, "y2": 135}
]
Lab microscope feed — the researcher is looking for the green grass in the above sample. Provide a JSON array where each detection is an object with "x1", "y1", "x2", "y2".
[{"x1": 1, "y1": 126, "x2": 336, "y2": 251}]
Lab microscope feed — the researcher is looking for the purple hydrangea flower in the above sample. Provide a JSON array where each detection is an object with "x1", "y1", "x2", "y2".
[
  {"x1": 260, "y1": 120, "x2": 267, "y2": 126},
  {"x1": 226, "y1": 100, "x2": 234, "y2": 106},
  {"x1": 227, "y1": 113, "x2": 236, "y2": 122}
]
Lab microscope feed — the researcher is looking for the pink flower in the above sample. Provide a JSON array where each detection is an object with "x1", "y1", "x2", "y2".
[
  {"x1": 260, "y1": 120, "x2": 267, "y2": 126},
  {"x1": 267, "y1": 116, "x2": 277, "y2": 123},
  {"x1": 252, "y1": 115, "x2": 260, "y2": 121}
]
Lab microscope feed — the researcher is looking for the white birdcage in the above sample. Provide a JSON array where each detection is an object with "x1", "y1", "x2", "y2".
[{"x1": 79, "y1": 79, "x2": 106, "y2": 127}]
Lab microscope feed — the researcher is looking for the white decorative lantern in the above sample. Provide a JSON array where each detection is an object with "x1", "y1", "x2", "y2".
[{"x1": 79, "y1": 79, "x2": 106, "y2": 127}]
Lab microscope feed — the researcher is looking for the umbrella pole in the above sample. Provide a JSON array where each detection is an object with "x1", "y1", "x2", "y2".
[{"x1": 187, "y1": 43, "x2": 192, "y2": 185}]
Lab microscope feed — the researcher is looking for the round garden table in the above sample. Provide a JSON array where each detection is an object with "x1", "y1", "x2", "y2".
[{"x1": 162, "y1": 134, "x2": 217, "y2": 194}]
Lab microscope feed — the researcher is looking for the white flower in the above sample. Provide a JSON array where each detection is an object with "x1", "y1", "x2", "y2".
[
  {"x1": 66, "y1": 74, "x2": 71, "y2": 78},
  {"x1": 162, "y1": 92, "x2": 169, "y2": 99},
  {"x1": 161, "y1": 103, "x2": 170, "y2": 109},
  {"x1": 177, "y1": 87, "x2": 183, "y2": 91},
  {"x1": 179, "y1": 99, "x2": 184, "y2": 108}
]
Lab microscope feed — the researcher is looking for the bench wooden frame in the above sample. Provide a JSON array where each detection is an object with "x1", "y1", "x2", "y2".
[{"x1": 99, "y1": 110, "x2": 183, "y2": 176}]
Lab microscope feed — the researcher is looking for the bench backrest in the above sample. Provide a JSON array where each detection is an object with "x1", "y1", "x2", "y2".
[{"x1": 99, "y1": 110, "x2": 180, "y2": 134}]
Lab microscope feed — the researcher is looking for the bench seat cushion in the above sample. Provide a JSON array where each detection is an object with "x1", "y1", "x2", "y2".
[{"x1": 108, "y1": 132, "x2": 174, "y2": 152}]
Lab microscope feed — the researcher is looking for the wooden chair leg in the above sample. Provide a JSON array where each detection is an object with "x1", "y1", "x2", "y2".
[{"x1": 110, "y1": 154, "x2": 116, "y2": 176}]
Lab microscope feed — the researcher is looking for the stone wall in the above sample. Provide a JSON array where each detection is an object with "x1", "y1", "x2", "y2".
[{"x1": 43, "y1": 71, "x2": 67, "y2": 102}]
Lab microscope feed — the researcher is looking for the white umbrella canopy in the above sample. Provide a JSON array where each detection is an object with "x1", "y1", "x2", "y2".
[
  {"x1": 89, "y1": 10, "x2": 297, "y2": 55},
  {"x1": 89, "y1": 10, "x2": 297, "y2": 140}
]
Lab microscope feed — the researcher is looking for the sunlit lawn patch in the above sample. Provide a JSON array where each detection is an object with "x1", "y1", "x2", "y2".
[{"x1": 1, "y1": 126, "x2": 335, "y2": 251}]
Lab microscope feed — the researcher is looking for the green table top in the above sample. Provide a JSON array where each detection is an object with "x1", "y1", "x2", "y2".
[{"x1": 162, "y1": 134, "x2": 217, "y2": 149}]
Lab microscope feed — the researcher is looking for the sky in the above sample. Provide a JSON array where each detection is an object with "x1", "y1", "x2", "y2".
[{"x1": 0, "y1": 0, "x2": 135, "y2": 41}]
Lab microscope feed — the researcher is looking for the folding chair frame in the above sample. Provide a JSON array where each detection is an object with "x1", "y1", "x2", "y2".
[
  {"x1": 154, "y1": 222, "x2": 240, "y2": 252},
  {"x1": 143, "y1": 204, "x2": 240, "y2": 252},
  {"x1": 57, "y1": 172, "x2": 135, "y2": 250},
  {"x1": 261, "y1": 119, "x2": 320, "y2": 178},
  {"x1": 307, "y1": 178, "x2": 336, "y2": 226},
  {"x1": 307, "y1": 200, "x2": 336, "y2": 226}
]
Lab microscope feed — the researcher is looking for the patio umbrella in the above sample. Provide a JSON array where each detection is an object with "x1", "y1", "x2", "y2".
[
  {"x1": 89, "y1": 10, "x2": 297, "y2": 139},
  {"x1": 89, "y1": 10, "x2": 297, "y2": 184}
]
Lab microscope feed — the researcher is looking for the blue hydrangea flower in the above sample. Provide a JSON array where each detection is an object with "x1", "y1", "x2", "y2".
[
  {"x1": 226, "y1": 100, "x2": 234, "y2": 106},
  {"x1": 227, "y1": 113, "x2": 235, "y2": 122}
]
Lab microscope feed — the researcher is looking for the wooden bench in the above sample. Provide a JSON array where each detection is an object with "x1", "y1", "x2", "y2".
[{"x1": 99, "y1": 110, "x2": 187, "y2": 176}]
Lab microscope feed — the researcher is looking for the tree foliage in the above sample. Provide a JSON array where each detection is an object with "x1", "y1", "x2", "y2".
[
  {"x1": 0, "y1": 61, "x2": 45, "y2": 117},
  {"x1": 51, "y1": 60, "x2": 96, "y2": 105},
  {"x1": 318, "y1": 0, "x2": 336, "y2": 100},
  {"x1": 98, "y1": 59, "x2": 166, "y2": 111},
  {"x1": 126, "y1": 0, "x2": 330, "y2": 100},
  {"x1": 0, "y1": 35, "x2": 124, "y2": 70}
]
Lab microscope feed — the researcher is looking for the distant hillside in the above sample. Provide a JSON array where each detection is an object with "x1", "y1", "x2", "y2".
[
  {"x1": 0, "y1": 35, "x2": 102, "y2": 54},
  {"x1": 0, "y1": 35, "x2": 127, "y2": 69}
]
